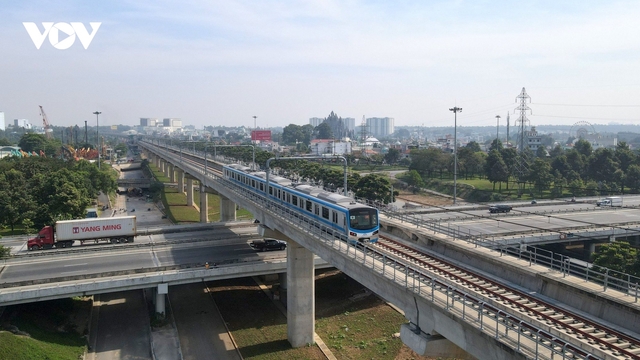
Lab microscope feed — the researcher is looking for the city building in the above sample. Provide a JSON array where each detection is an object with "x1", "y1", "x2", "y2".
[
  {"x1": 526, "y1": 126, "x2": 542, "y2": 151},
  {"x1": 13, "y1": 119, "x2": 31, "y2": 129},
  {"x1": 310, "y1": 139, "x2": 352, "y2": 155},
  {"x1": 309, "y1": 117, "x2": 323, "y2": 127},
  {"x1": 0, "y1": 112, "x2": 4, "y2": 131},
  {"x1": 163, "y1": 118, "x2": 182, "y2": 128},
  {"x1": 140, "y1": 118, "x2": 158, "y2": 127},
  {"x1": 344, "y1": 117, "x2": 355, "y2": 133},
  {"x1": 366, "y1": 117, "x2": 394, "y2": 138}
]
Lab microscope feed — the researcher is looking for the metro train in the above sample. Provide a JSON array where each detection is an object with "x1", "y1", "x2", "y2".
[{"x1": 223, "y1": 164, "x2": 379, "y2": 244}]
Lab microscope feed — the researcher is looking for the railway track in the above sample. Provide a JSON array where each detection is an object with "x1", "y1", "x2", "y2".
[{"x1": 374, "y1": 236, "x2": 640, "y2": 360}]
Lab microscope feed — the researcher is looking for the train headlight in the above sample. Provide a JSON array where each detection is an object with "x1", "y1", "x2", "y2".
[
  {"x1": 349, "y1": 232, "x2": 357, "y2": 237},
  {"x1": 373, "y1": 230, "x2": 379, "y2": 235}
]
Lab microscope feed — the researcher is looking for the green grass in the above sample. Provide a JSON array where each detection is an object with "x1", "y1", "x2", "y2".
[
  {"x1": 210, "y1": 277, "x2": 325, "y2": 360},
  {"x1": 211, "y1": 271, "x2": 416, "y2": 360},
  {"x1": 0, "y1": 227, "x2": 30, "y2": 237},
  {"x1": 0, "y1": 298, "x2": 90, "y2": 360},
  {"x1": 148, "y1": 163, "x2": 254, "y2": 223}
]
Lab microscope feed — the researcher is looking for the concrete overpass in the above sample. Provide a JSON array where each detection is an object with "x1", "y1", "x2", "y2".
[
  {"x1": 134, "y1": 141, "x2": 640, "y2": 359},
  {"x1": 117, "y1": 178, "x2": 152, "y2": 188}
]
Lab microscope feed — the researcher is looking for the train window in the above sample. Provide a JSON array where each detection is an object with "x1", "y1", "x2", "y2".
[
  {"x1": 252, "y1": 179, "x2": 255, "y2": 188},
  {"x1": 306, "y1": 200, "x2": 312, "y2": 212},
  {"x1": 332, "y1": 211, "x2": 338, "y2": 223},
  {"x1": 287, "y1": 193, "x2": 290, "y2": 203},
  {"x1": 269, "y1": 186, "x2": 273, "y2": 195},
  {"x1": 292, "y1": 195, "x2": 298, "y2": 206},
  {"x1": 260, "y1": 183, "x2": 264, "y2": 191},
  {"x1": 315, "y1": 204, "x2": 319, "y2": 216},
  {"x1": 322, "y1": 207, "x2": 329, "y2": 219}
]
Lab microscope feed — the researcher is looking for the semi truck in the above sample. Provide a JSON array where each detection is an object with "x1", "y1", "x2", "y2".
[{"x1": 27, "y1": 216, "x2": 137, "y2": 250}]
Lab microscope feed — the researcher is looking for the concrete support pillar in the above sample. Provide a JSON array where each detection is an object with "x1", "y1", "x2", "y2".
[
  {"x1": 169, "y1": 164, "x2": 175, "y2": 183},
  {"x1": 156, "y1": 284, "x2": 168, "y2": 318},
  {"x1": 156, "y1": 156, "x2": 161, "y2": 169},
  {"x1": 587, "y1": 242, "x2": 596, "y2": 257},
  {"x1": 287, "y1": 240, "x2": 315, "y2": 347},
  {"x1": 186, "y1": 178, "x2": 194, "y2": 206},
  {"x1": 164, "y1": 162, "x2": 170, "y2": 178},
  {"x1": 219, "y1": 195, "x2": 236, "y2": 222},
  {"x1": 199, "y1": 183, "x2": 208, "y2": 223},
  {"x1": 177, "y1": 169, "x2": 184, "y2": 194},
  {"x1": 609, "y1": 235, "x2": 616, "y2": 242},
  {"x1": 279, "y1": 272, "x2": 287, "y2": 290}
]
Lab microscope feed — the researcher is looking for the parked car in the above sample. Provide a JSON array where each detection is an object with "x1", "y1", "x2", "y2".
[
  {"x1": 250, "y1": 238, "x2": 287, "y2": 252},
  {"x1": 489, "y1": 204, "x2": 512, "y2": 213}
]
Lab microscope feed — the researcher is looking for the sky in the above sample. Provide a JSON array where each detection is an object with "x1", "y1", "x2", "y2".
[{"x1": 3, "y1": 1, "x2": 640, "y2": 130}]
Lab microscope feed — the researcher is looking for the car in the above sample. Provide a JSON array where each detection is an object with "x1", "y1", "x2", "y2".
[
  {"x1": 250, "y1": 238, "x2": 287, "y2": 252},
  {"x1": 531, "y1": 199, "x2": 537, "y2": 204},
  {"x1": 489, "y1": 204, "x2": 512, "y2": 213}
]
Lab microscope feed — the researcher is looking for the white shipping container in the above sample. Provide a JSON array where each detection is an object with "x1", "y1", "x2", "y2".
[{"x1": 55, "y1": 216, "x2": 137, "y2": 241}]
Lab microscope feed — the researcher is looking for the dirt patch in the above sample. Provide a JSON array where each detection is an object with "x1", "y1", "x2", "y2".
[{"x1": 396, "y1": 192, "x2": 452, "y2": 207}]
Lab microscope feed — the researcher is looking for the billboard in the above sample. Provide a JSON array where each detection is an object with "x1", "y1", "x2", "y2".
[{"x1": 251, "y1": 130, "x2": 272, "y2": 141}]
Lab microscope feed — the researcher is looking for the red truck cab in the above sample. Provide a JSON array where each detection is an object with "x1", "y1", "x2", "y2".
[
  {"x1": 28, "y1": 226, "x2": 55, "y2": 250},
  {"x1": 28, "y1": 226, "x2": 75, "y2": 250}
]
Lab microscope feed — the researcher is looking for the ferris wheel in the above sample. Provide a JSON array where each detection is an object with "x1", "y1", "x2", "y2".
[{"x1": 569, "y1": 120, "x2": 597, "y2": 139}]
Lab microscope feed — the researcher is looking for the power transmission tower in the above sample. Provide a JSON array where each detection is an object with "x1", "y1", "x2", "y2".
[
  {"x1": 513, "y1": 87, "x2": 532, "y2": 197},
  {"x1": 515, "y1": 87, "x2": 531, "y2": 153}
]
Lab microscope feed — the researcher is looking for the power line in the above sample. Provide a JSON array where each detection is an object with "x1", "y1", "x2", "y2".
[
  {"x1": 530, "y1": 114, "x2": 640, "y2": 122},
  {"x1": 533, "y1": 103, "x2": 640, "y2": 108}
]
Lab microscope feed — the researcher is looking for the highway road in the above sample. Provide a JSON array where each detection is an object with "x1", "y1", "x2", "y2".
[
  {"x1": 398, "y1": 196, "x2": 640, "y2": 241},
  {"x1": 0, "y1": 227, "x2": 282, "y2": 284}
]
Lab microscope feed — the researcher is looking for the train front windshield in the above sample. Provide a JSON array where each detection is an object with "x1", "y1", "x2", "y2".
[{"x1": 349, "y1": 208, "x2": 378, "y2": 230}]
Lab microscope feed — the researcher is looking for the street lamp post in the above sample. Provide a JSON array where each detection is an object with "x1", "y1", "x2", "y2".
[
  {"x1": 204, "y1": 141, "x2": 208, "y2": 180},
  {"x1": 449, "y1": 106, "x2": 462, "y2": 205},
  {"x1": 93, "y1": 111, "x2": 101, "y2": 169}
]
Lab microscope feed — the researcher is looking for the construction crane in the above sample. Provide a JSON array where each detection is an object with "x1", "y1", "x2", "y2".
[{"x1": 39, "y1": 105, "x2": 53, "y2": 139}]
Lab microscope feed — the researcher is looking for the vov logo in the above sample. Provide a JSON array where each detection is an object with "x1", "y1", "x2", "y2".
[{"x1": 23, "y1": 22, "x2": 101, "y2": 49}]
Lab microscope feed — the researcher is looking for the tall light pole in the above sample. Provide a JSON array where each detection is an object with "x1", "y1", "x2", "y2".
[
  {"x1": 449, "y1": 107, "x2": 462, "y2": 205},
  {"x1": 495, "y1": 115, "x2": 501, "y2": 144},
  {"x1": 93, "y1": 111, "x2": 101, "y2": 169}
]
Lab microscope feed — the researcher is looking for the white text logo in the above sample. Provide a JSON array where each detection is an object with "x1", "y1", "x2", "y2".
[{"x1": 23, "y1": 22, "x2": 101, "y2": 49}]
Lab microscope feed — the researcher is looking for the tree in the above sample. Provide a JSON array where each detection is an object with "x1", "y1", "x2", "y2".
[
  {"x1": 314, "y1": 122, "x2": 333, "y2": 139},
  {"x1": 549, "y1": 144, "x2": 564, "y2": 158},
  {"x1": 615, "y1": 141, "x2": 635, "y2": 173},
  {"x1": 574, "y1": 139, "x2": 593, "y2": 158},
  {"x1": 0, "y1": 244, "x2": 10, "y2": 258},
  {"x1": 626, "y1": 165, "x2": 640, "y2": 193},
  {"x1": 282, "y1": 124, "x2": 313, "y2": 146},
  {"x1": 0, "y1": 169, "x2": 36, "y2": 232},
  {"x1": 465, "y1": 141, "x2": 481, "y2": 153},
  {"x1": 488, "y1": 139, "x2": 503, "y2": 152},
  {"x1": 354, "y1": 174, "x2": 395, "y2": 204},
  {"x1": 18, "y1": 133, "x2": 48, "y2": 153},
  {"x1": 587, "y1": 148, "x2": 618, "y2": 183},
  {"x1": 592, "y1": 242, "x2": 638, "y2": 277},
  {"x1": 399, "y1": 170, "x2": 424, "y2": 193},
  {"x1": 528, "y1": 158, "x2": 553, "y2": 196},
  {"x1": 485, "y1": 150, "x2": 508, "y2": 190},
  {"x1": 384, "y1": 148, "x2": 401, "y2": 165}
]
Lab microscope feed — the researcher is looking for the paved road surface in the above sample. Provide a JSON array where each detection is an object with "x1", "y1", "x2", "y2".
[
  {"x1": 89, "y1": 290, "x2": 152, "y2": 360},
  {"x1": 170, "y1": 282, "x2": 242, "y2": 360}
]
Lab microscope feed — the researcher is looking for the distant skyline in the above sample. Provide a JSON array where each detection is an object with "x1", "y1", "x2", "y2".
[{"x1": 3, "y1": 1, "x2": 640, "y2": 130}]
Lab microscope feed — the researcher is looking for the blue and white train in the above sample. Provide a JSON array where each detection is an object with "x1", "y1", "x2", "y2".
[{"x1": 223, "y1": 164, "x2": 379, "y2": 244}]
